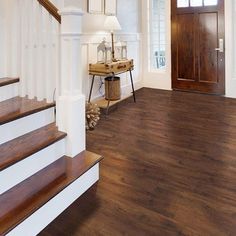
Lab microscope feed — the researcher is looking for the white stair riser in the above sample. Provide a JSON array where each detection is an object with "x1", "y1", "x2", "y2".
[
  {"x1": 7, "y1": 164, "x2": 99, "y2": 236},
  {"x1": 0, "y1": 139, "x2": 66, "y2": 195},
  {"x1": 0, "y1": 83, "x2": 19, "y2": 102},
  {"x1": 0, "y1": 108, "x2": 55, "y2": 145}
]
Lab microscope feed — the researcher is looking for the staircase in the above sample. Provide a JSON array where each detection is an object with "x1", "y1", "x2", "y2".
[
  {"x1": 0, "y1": 1, "x2": 102, "y2": 235},
  {"x1": 0, "y1": 80, "x2": 102, "y2": 235}
]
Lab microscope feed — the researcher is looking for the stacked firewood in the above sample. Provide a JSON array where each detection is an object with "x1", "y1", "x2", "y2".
[{"x1": 86, "y1": 102, "x2": 100, "y2": 130}]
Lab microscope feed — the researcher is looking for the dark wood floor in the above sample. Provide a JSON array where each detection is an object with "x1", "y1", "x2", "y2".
[{"x1": 40, "y1": 88, "x2": 236, "y2": 236}]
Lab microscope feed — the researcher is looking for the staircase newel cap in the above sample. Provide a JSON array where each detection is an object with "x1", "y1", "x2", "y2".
[
  {"x1": 59, "y1": 7, "x2": 84, "y2": 16},
  {"x1": 59, "y1": 7, "x2": 83, "y2": 35}
]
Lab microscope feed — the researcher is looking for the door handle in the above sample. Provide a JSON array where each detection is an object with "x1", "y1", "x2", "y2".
[{"x1": 215, "y1": 39, "x2": 224, "y2": 53}]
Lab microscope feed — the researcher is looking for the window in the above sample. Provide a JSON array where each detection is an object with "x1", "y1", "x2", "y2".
[
  {"x1": 177, "y1": 0, "x2": 189, "y2": 7},
  {"x1": 233, "y1": 1, "x2": 236, "y2": 78},
  {"x1": 149, "y1": 0, "x2": 166, "y2": 70},
  {"x1": 204, "y1": 0, "x2": 218, "y2": 6},
  {"x1": 177, "y1": 0, "x2": 218, "y2": 8},
  {"x1": 190, "y1": 0, "x2": 202, "y2": 7}
]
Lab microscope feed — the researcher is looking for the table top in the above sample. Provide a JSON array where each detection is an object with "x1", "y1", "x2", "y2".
[{"x1": 89, "y1": 59, "x2": 134, "y2": 76}]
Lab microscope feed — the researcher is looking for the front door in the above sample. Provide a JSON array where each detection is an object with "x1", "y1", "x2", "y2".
[{"x1": 171, "y1": 0, "x2": 225, "y2": 94}]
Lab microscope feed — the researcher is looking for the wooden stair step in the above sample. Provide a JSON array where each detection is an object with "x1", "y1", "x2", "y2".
[
  {"x1": 0, "y1": 123, "x2": 66, "y2": 171},
  {"x1": 0, "y1": 151, "x2": 103, "y2": 235},
  {"x1": 0, "y1": 77, "x2": 20, "y2": 87},
  {"x1": 0, "y1": 96, "x2": 55, "y2": 125}
]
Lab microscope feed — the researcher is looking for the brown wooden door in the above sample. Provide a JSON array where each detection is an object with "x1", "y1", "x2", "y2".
[{"x1": 171, "y1": 0, "x2": 225, "y2": 94}]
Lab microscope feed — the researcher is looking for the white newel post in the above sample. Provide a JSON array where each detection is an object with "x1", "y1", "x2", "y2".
[{"x1": 57, "y1": 7, "x2": 85, "y2": 157}]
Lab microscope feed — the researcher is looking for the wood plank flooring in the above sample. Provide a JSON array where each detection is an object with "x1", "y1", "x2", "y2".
[{"x1": 40, "y1": 88, "x2": 236, "y2": 236}]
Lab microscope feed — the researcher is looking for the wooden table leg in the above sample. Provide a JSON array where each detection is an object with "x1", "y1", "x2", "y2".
[
  {"x1": 88, "y1": 75, "x2": 95, "y2": 103},
  {"x1": 129, "y1": 70, "x2": 136, "y2": 103}
]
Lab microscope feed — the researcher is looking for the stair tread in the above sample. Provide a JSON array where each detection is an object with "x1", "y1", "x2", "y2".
[
  {"x1": 0, "y1": 151, "x2": 103, "y2": 235},
  {"x1": 0, "y1": 96, "x2": 55, "y2": 125},
  {"x1": 0, "y1": 77, "x2": 20, "y2": 87},
  {"x1": 0, "y1": 123, "x2": 66, "y2": 171}
]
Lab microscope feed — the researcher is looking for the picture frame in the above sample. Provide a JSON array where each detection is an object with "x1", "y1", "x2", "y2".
[
  {"x1": 88, "y1": 0, "x2": 103, "y2": 14},
  {"x1": 104, "y1": 0, "x2": 117, "y2": 16}
]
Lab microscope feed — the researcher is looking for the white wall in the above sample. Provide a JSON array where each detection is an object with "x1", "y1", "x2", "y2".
[
  {"x1": 64, "y1": 0, "x2": 141, "y2": 33},
  {"x1": 225, "y1": 0, "x2": 236, "y2": 98},
  {"x1": 64, "y1": 0, "x2": 105, "y2": 32},
  {"x1": 64, "y1": 0, "x2": 143, "y2": 100},
  {"x1": 142, "y1": 0, "x2": 236, "y2": 98}
]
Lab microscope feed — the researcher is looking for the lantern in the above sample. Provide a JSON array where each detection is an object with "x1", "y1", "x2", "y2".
[
  {"x1": 97, "y1": 39, "x2": 112, "y2": 64},
  {"x1": 115, "y1": 41, "x2": 122, "y2": 60},
  {"x1": 121, "y1": 42, "x2": 127, "y2": 60},
  {"x1": 115, "y1": 41, "x2": 127, "y2": 60}
]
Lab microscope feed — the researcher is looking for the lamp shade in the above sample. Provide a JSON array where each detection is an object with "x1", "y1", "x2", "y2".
[{"x1": 104, "y1": 16, "x2": 122, "y2": 32}]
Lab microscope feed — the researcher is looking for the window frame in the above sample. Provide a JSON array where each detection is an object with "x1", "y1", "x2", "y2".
[
  {"x1": 177, "y1": 0, "x2": 218, "y2": 8},
  {"x1": 148, "y1": 0, "x2": 167, "y2": 73}
]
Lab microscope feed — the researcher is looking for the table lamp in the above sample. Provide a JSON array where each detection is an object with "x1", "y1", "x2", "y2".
[{"x1": 104, "y1": 15, "x2": 121, "y2": 62}]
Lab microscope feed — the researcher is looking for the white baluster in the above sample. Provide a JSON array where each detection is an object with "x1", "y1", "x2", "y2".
[
  {"x1": 52, "y1": 21, "x2": 60, "y2": 102},
  {"x1": 35, "y1": 2, "x2": 44, "y2": 101},
  {"x1": 20, "y1": 0, "x2": 28, "y2": 97},
  {"x1": 45, "y1": 14, "x2": 53, "y2": 102},
  {"x1": 5, "y1": 0, "x2": 11, "y2": 77},
  {"x1": 53, "y1": 22, "x2": 60, "y2": 100},
  {"x1": 41, "y1": 7, "x2": 46, "y2": 100},
  {"x1": 8, "y1": 0, "x2": 19, "y2": 78},
  {"x1": 16, "y1": 0, "x2": 21, "y2": 81},
  {"x1": 31, "y1": 0, "x2": 38, "y2": 99},
  {"x1": 0, "y1": 1, "x2": 6, "y2": 77},
  {"x1": 27, "y1": 0, "x2": 35, "y2": 99}
]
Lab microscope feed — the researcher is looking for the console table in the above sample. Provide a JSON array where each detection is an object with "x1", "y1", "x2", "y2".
[{"x1": 88, "y1": 59, "x2": 136, "y2": 114}]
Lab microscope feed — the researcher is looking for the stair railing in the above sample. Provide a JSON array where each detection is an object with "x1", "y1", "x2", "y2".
[{"x1": 37, "y1": 0, "x2": 61, "y2": 23}]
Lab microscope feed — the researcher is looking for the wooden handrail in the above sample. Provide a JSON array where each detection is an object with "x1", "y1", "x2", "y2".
[{"x1": 37, "y1": 0, "x2": 61, "y2": 24}]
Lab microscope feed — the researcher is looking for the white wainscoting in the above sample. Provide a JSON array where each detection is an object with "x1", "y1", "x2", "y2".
[{"x1": 81, "y1": 33, "x2": 143, "y2": 101}]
